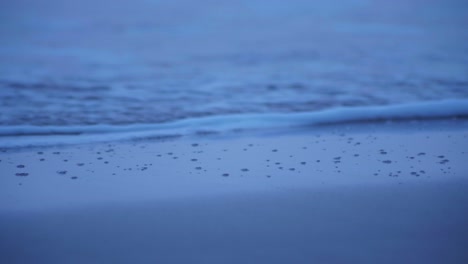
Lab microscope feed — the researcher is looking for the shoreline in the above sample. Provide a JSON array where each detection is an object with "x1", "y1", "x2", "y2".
[
  {"x1": 1, "y1": 120, "x2": 466, "y2": 211},
  {"x1": 1, "y1": 120, "x2": 467, "y2": 263},
  {"x1": 1, "y1": 98, "x2": 468, "y2": 149}
]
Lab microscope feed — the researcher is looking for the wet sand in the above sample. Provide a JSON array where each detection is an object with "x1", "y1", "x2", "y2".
[
  {"x1": 1, "y1": 121, "x2": 468, "y2": 263},
  {"x1": 1, "y1": 181, "x2": 468, "y2": 264}
]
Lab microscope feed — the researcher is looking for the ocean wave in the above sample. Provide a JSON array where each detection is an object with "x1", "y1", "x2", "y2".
[{"x1": 1, "y1": 99, "x2": 467, "y2": 148}]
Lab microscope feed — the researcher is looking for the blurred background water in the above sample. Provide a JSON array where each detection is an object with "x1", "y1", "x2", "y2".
[{"x1": 1, "y1": 0, "x2": 467, "y2": 127}]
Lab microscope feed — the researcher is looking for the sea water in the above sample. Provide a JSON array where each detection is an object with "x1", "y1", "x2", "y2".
[{"x1": 1, "y1": 0, "x2": 467, "y2": 145}]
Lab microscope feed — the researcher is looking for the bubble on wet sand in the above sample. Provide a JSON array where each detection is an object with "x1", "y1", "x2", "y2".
[{"x1": 15, "y1": 173, "x2": 29, "y2": 177}]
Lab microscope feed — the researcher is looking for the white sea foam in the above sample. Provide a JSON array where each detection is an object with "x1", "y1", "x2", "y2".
[{"x1": 1, "y1": 99, "x2": 467, "y2": 148}]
